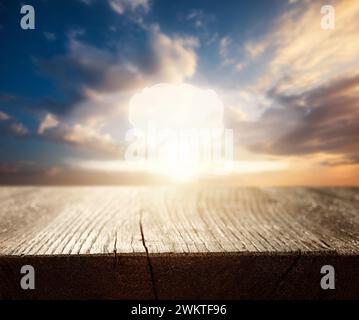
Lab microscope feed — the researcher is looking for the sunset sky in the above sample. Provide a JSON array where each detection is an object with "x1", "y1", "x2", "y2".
[{"x1": 0, "y1": 0, "x2": 358, "y2": 185}]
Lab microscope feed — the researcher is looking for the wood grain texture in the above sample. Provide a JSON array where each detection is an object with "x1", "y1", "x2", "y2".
[{"x1": 0, "y1": 186, "x2": 358, "y2": 299}]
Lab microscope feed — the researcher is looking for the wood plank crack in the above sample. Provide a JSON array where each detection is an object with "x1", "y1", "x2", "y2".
[
  {"x1": 271, "y1": 254, "x2": 302, "y2": 296},
  {"x1": 113, "y1": 232, "x2": 117, "y2": 268},
  {"x1": 139, "y1": 211, "x2": 158, "y2": 299}
]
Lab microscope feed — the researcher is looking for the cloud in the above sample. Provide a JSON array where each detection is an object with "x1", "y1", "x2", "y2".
[
  {"x1": 219, "y1": 36, "x2": 230, "y2": 57},
  {"x1": 235, "y1": 63, "x2": 244, "y2": 73},
  {"x1": 0, "y1": 111, "x2": 10, "y2": 120},
  {"x1": 35, "y1": 36, "x2": 131, "y2": 114},
  {"x1": 219, "y1": 36, "x2": 235, "y2": 65},
  {"x1": 36, "y1": 27, "x2": 198, "y2": 117},
  {"x1": 9, "y1": 123, "x2": 28, "y2": 136},
  {"x1": 36, "y1": 113, "x2": 122, "y2": 156},
  {"x1": 45, "y1": 123, "x2": 122, "y2": 156},
  {"x1": 1, "y1": 109, "x2": 120, "y2": 156},
  {"x1": 147, "y1": 30, "x2": 198, "y2": 83},
  {"x1": 38, "y1": 113, "x2": 59, "y2": 134},
  {"x1": 0, "y1": 111, "x2": 28, "y2": 137},
  {"x1": 245, "y1": 0, "x2": 359, "y2": 95},
  {"x1": 245, "y1": 40, "x2": 267, "y2": 60},
  {"x1": 185, "y1": 9, "x2": 215, "y2": 28},
  {"x1": 78, "y1": 0, "x2": 93, "y2": 4},
  {"x1": 61, "y1": 123, "x2": 120, "y2": 154},
  {"x1": 129, "y1": 83, "x2": 223, "y2": 130},
  {"x1": 108, "y1": 0, "x2": 150, "y2": 15},
  {"x1": 1, "y1": 110, "x2": 121, "y2": 156},
  {"x1": 232, "y1": 73, "x2": 359, "y2": 164},
  {"x1": 43, "y1": 32, "x2": 56, "y2": 42}
]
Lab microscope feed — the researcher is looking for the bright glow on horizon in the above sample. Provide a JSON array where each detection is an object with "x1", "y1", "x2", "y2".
[{"x1": 69, "y1": 159, "x2": 289, "y2": 182}]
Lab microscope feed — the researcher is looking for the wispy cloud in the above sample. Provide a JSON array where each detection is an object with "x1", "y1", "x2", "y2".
[
  {"x1": 246, "y1": 0, "x2": 359, "y2": 94},
  {"x1": 186, "y1": 9, "x2": 215, "y2": 28},
  {"x1": 219, "y1": 36, "x2": 236, "y2": 65},
  {"x1": 0, "y1": 111, "x2": 10, "y2": 121},
  {"x1": 43, "y1": 32, "x2": 56, "y2": 42},
  {"x1": 0, "y1": 111, "x2": 28, "y2": 137},
  {"x1": 38, "y1": 113, "x2": 59, "y2": 134},
  {"x1": 37, "y1": 113, "x2": 123, "y2": 156},
  {"x1": 108, "y1": 0, "x2": 150, "y2": 15}
]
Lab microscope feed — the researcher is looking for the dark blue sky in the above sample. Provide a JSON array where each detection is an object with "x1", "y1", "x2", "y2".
[{"x1": 0, "y1": 0, "x2": 280, "y2": 99}]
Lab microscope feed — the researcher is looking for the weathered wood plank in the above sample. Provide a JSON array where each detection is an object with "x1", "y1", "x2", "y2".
[
  {"x1": 0, "y1": 187, "x2": 358, "y2": 299},
  {"x1": 0, "y1": 187, "x2": 145, "y2": 255},
  {"x1": 139, "y1": 187, "x2": 359, "y2": 254}
]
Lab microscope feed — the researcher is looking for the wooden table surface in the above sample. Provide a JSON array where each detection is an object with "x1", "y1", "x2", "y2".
[{"x1": 0, "y1": 187, "x2": 358, "y2": 299}]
